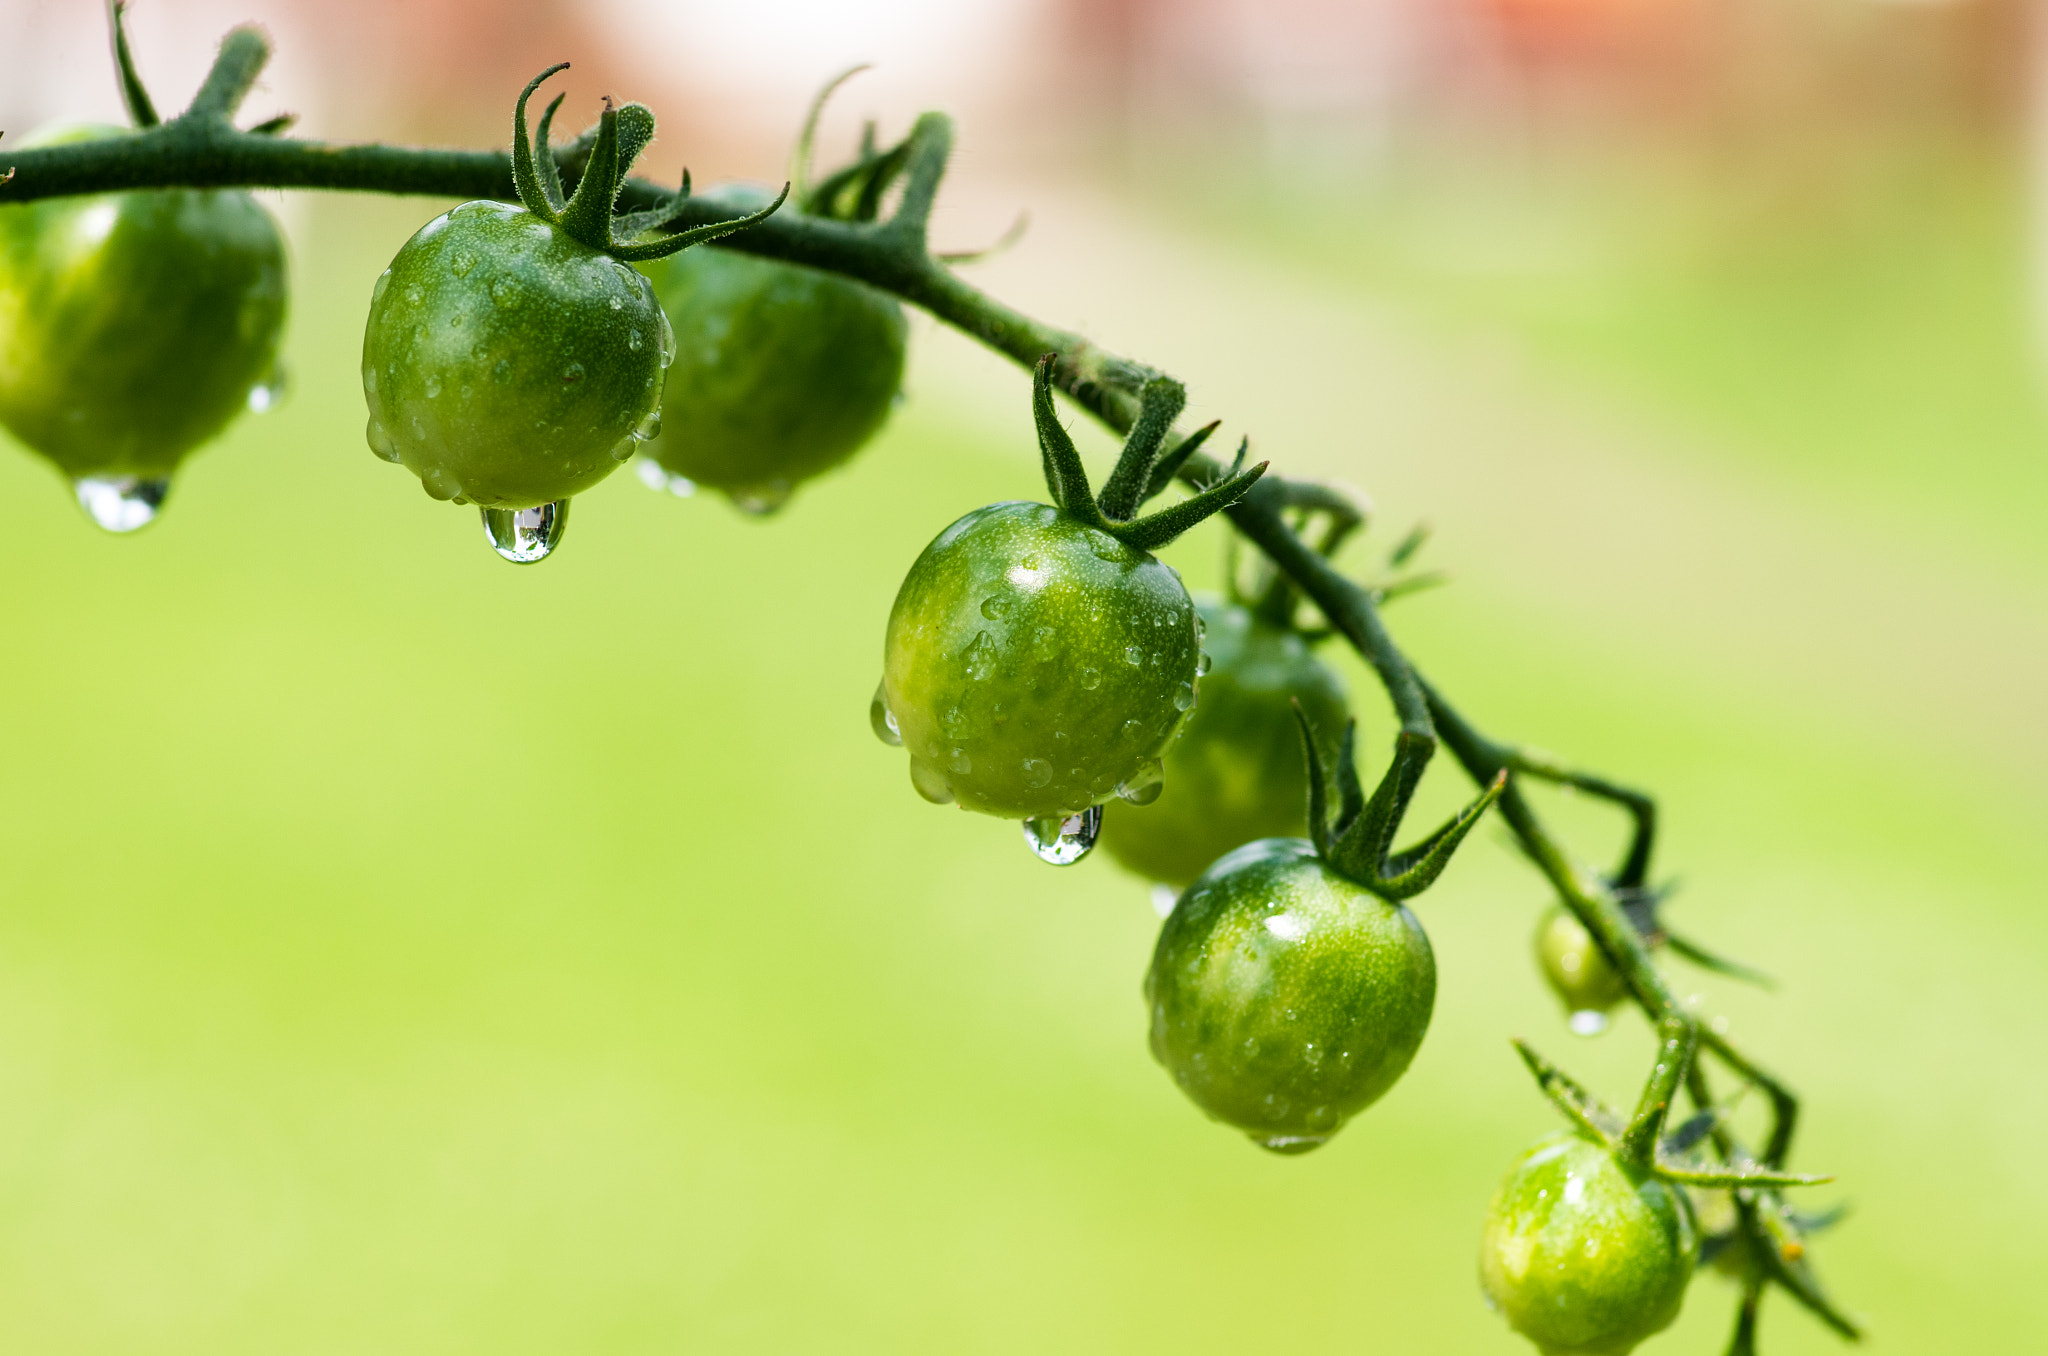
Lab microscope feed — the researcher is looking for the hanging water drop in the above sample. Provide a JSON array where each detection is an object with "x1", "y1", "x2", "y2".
[
  {"x1": 869, "y1": 681, "x2": 903, "y2": 746},
  {"x1": 731, "y1": 480, "x2": 792, "y2": 516},
  {"x1": 1022, "y1": 806, "x2": 1102, "y2": 866},
  {"x1": 1116, "y1": 776, "x2": 1165, "y2": 806},
  {"x1": 73, "y1": 475, "x2": 170, "y2": 533},
  {"x1": 1252, "y1": 1134, "x2": 1329, "y2": 1156},
  {"x1": 365, "y1": 418, "x2": 401, "y2": 463},
  {"x1": 1150, "y1": 883, "x2": 1179, "y2": 918},
  {"x1": 247, "y1": 363, "x2": 288, "y2": 413},
  {"x1": 1568, "y1": 1010, "x2": 1610, "y2": 1037},
  {"x1": 1196, "y1": 650, "x2": 1213, "y2": 676},
  {"x1": 656, "y1": 307, "x2": 676, "y2": 369},
  {"x1": 481, "y1": 499, "x2": 569, "y2": 564},
  {"x1": 634, "y1": 408, "x2": 662, "y2": 440}
]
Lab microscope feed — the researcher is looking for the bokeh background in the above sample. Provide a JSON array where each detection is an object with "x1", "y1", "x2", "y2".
[{"x1": 1, "y1": 0, "x2": 2044, "y2": 1350}]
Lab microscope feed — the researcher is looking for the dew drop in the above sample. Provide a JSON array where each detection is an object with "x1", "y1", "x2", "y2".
[
  {"x1": 1150, "y1": 884, "x2": 1179, "y2": 918},
  {"x1": 480, "y1": 499, "x2": 569, "y2": 564},
  {"x1": 628, "y1": 328, "x2": 644, "y2": 351},
  {"x1": 608, "y1": 434, "x2": 638, "y2": 462},
  {"x1": 1196, "y1": 650, "x2": 1213, "y2": 676},
  {"x1": 1124, "y1": 645, "x2": 1144, "y2": 667},
  {"x1": 634, "y1": 409, "x2": 662, "y2": 440},
  {"x1": 940, "y1": 706, "x2": 968, "y2": 738},
  {"x1": 980, "y1": 594, "x2": 1012, "y2": 621},
  {"x1": 635, "y1": 458, "x2": 695, "y2": 497},
  {"x1": 1252, "y1": 1135, "x2": 1329, "y2": 1156},
  {"x1": 869, "y1": 681, "x2": 903, "y2": 746},
  {"x1": 365, "y1": 418, "x2": 400, "y2": 463},
  {"x1": 1116, "y1": 777, "x2": 1164, "y2": 806},
  {"x1": 609, "y1": 295, "x2": 625, "y2": 311},
  {"x1": 732, "y1": 481, "x2": 792, "y2": 516},
  {"x1": 424, "y1": 374, "x2": 443, "y2": 399},
  {"x1": 963, "y1": 631, "x2": 998, "y2": 681},
  {"x1": 404, "y1": 283, "x2": 423, "y2": 305},
  {"x1": 246, "y1": 363, "x2": 288, "y2": 413},
  {"x1": 562, "y1": 361, "x2": 585, "y2": 385},
  {"x1": 361, "y1": 364, "x2": 378, "y2": 395},
  {"x1": 370, "y1": 269, "x2": 391, "y2": 305},
  {"x1": 1022, "y1": 806, "x2": 1102, "y2": 866},
  {"x1": 909, "y1": 758, "x2": 954, "y2": 805},
  {"x1": 1569, "y1": 1010, "x2": 1610, "y2": 1037},
  {"x1": 1078, "y1": 666, "x2": 1101, "y2": 690},
  {"x1": 73, "y1": 475, "x2": 169, "y2": 533},
  {"x1": 450, "y1": 250, "x2": 477, "y2": 277},
  {"x1": 490, "y1": 276, "x2": 520, "y2": 307},
  {"x1": 948, "y1": 747, "x2": 974, "y2": 775},
  {"x1": 1020, "y1": 757, "x2": 1052, "y2": 788},
  {"x1": 1173, "y1": 681, "x2": 1196, "y2": 712},
  {"x1": 656, "y1": 307, "x2": 676, "y2": 368}
]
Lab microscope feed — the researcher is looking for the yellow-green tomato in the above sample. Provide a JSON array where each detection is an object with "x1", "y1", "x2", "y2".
[
  {"x1": 1101, "y1": 595, "x2": 1348, "y2": 888},
  {"x1": 1480, "y1": 1131, "x2": 1698, "y2": 1356},
  {"x1": 0, "y1": 124, "x2": 286, "y2": 483},
  {"x1": 882, "y1": 501, "x2": 1199, "y2": 819},
  {"x1": 1145, "y1": 837, "x2": 1436, "y2": 1153},
  {"x1": 361, "y1": 199, "x2": 668, "y2": 508},
  {"x1": 638, "y1": 239, "x2": 906, "y2": 513},
  {"x1": 1535, "y1": 905, "x2": 1630, "y2": 1031}
]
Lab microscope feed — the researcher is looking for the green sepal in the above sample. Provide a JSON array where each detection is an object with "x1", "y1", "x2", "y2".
[
  {"x1": 1294, "y1": 702, "x2": 1334, "y2": 859},
  {"x1": 532, "y1": 93, "x2": 569, "y2": 213},
  {"x1": 557, "y1": 95, "x2": 625, "y2": 244},
  {"x1": 511, "y1": 64, "x2": 571, "y2": 225},
  {"x1": 1666, "y1": 929, "x2": 1776, "y2": 989},
  {"x1": 1143, "y1": 420, "x2": 1219, "y2": 499},
  {"x1": 185, "y1": 26, "x2": 269, "y2": 123},
  {"x1": 1511, "y1": 1039, "x2": 1619, "y2": 1144},
  {"x1": 1657, "y1": 1163, "x2": 1835, "y2": 1189},
  {"x1": 1097, "y1": 377, "x2": 1186, "y2": 520},
  {"x1": 247, "y1": 113, "x2": 297, "y2": 137},
  {"x1": 109, "y1": 1, "x2": 159, "y2": 128},
  {"x1": 1031, "y1": 355, "x2": 1109, "y2": 529},
  {"x1": 606, "y1": 186, "x2": 788, "y2": 262},
  {"x1": 1112, "y1": 449, "x2": 1268, "y2": 553}
]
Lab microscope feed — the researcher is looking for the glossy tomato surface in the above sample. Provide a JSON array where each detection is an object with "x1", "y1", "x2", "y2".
[
  {"x1": 361, "y1": 200, "x2": 668, "y2": 508},
  {"x1": 1101, "y1": 595, "x2": 1347, "y2": 887},
  {"x1": 1480, "y1": 1131, "x2": 1698, "y2": 1356},
  {"x1": 0, "y1": 124, "x2": 287, "y2": 478},
  {"x1": 882, "y1": 501, "x2": 1199, "y2": 819},
  {"x1": 639, "y1": 241, "x2": 905, "y2": 512},
  {"x1": 1145, "y1": 837, "x2": 1436, "y2": 1153}
]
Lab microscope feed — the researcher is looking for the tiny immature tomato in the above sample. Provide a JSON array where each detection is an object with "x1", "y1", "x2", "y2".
[
  {"x1": 637, "y1": 225, "x2": 906, "y2": 514},
  {"x1": 1145, "y1": 837, "x2": 1435, "y2": 1153},
  {"x1": 1480, "y1": 1131, "x2": 1698, "y2": 1356},
  {"x1": 882, "y1": 501, "x2": 1199, "y2": 819},
  {"x1": 1535, "y1": 904, "x2": 1630, "y2": 1033},
  {"x1": 0, "y1": 123, "x2": 287, "y2": 529},
  {"x1": 1101, "y1": 595, "x2": 1348, "y2": 888},
  {"x1": 361, "y1": 198, "x2": 668, "y2": 510}
]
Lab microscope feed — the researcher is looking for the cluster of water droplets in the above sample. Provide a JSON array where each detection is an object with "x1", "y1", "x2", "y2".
[
  {"x1": 482, "y1": 499, "x2": 569, "y2": 564},
  {"x1": 73, "y1": 475, "x2": 170, "y2": 533},
  {"x1": 1022, "y1": 806, "x2": 1103, "y2": 866}
]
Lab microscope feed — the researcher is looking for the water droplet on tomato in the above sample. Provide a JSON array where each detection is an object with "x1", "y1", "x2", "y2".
[
  {"x1": 1196, "y1": 650, "x2": 1213, "y2": 676},
  {"x1": 656, "y1": 308, "x2": 676, "y2": 369},
  {"x1": 1116, "y1": 777, "x2": 1164, "y2": 806},
  {"x1": 963, "y1": 631, "x2": 998, "y2": 680},
  {"x1": 634, "y1": 409, "x2": 662, "y2": 440},
  {"x1": 490, "y1": 276, "x2": 519, "y2": 307},
  {"x1": 1078, "y1": 666, "x2": 1101, "y2": 690},
  {"x1": 732, "y1": 480, "x2": 792, "y2": 516},
  {"x1": 1251, "y1": 1134, "x2": 1328, "y2": 1156},
  {"x1": 247, "y1": 363, "x2": 288, "y2": 413},
  {"x1": 361, "y1": 364, "x2": 378, "y2": 395},
  {"x1": 73, "y1": 475, "x2": 169, "y2": 533},
  {"x1": 481, "y1": 499, "x2": 569, "y2": 564},
  {"x1": 1569, "y1": 1010, "x2": 1609, "y2": 1037},
  {"x1": 562, "y1": 362, "x2": 585, "y2": 385},
  {"x1": 450, "y1": 250, "x2": 477, "y2": 277},
  {"x1": 909, "y1": 758, "x2": 954, "y2": 805},
  {"x1": 609, "y1": 295, "x2": 625, "y2": 311},
  {"x1": 404, "y1": 283, "x2": 423, "y2": 305},
  {"x1": 1124, "y1": 645, "x2": 1144, "y2": 667},
  {"x1": 365, "y1": 419, "x2": 400, "y2": 462},
  {"x1": 1020, "y1": 757, "x2": 1052, "y2": 788},
  {"x1": 371, "y1": 269, "x2": 391, "y2": 305},
  {"x1": 1150, "y1": 884, "x2": 1178, "y2": 917},
  {"x1": 628, "y1": 329, "x2": 644, "y2": 351},
  {"x1": 1173, "y1": 681, "x2": 1196, "y2": 711},
  {"x1": 870, "y1": 681, "x2": 902, "y2": 746},
  {"x1": 609, "y1": 435, "x2": 638, "y2": 462},
  {"x1": 424, "y1": 374, "x2": 443, "y2": 399},
  {"x1": 1022, "y1": 806, "x2": 1101, "y2": 865}
]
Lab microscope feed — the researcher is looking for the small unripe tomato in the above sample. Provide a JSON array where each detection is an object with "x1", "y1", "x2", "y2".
[
  {"x1": 361, "y1": 199, "x2": 669, "y2": 509},
  {"x1": 1535, "y1": 904, "x2": 1630, "y2": 1033},
  {"x1": 1101, "y1": 595, "x2": 1348, "y2": 887},
  {"x1": 638, "y1": 227, "x2": 906, "y2": 514},
  {"x1": 1145, "y1": 837, "x2": 1436, "y2": 1153},
  {"x1": 881, "y1": 500, "x2": 1199, "y2": 819},
  {"x1": 0, "y1": 124, "x2": 287, "y2": 526},
  {"x1": 1480, "y1": 1131, "x2": 1698, "y2": 1356}
]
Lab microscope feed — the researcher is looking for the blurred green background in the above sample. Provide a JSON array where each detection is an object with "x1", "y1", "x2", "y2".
[{"x1": 3, "y1": 0, "x2": 2046, "y2": 1351}]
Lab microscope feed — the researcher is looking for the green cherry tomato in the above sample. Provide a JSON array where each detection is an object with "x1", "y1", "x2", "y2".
[
  {"x1": 0, "y1": 124, "x2": 287, "y2": 524},
  {"x1": 1101, "y1": 595, "x2": 1348, "y2": 888},
  {"x1": 1145, "y1": 837, "x2": 1435, "y2": 1153},
  {"x1": 1535, "y1": 905, "x2": 1631, "y2": 1033},
  {"x1": 637, "y1": 227, "x2": 906, "y2": 514},
  {"x1": 361, "y1": 199, "x2": 670, "y2": 509},
  {"x1": 881, "y1": 501, "x2": 1199, "y2": 819},
  {"x1": 1480, "y1": 1131, "x2": 1699, "y2": 1356}
]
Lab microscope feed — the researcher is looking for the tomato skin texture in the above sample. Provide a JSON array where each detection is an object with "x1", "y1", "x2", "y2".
[
  {"x1": 1535, "y1": 905, "x2": 1630, "y2": 1017},
  {"x1": 883, "y1": 501, "x2": 1199, "y2": 818},
  {"x1": 0, "y1": 124, "x2": 286, "y2": 478},
  {"x1": 1101, "y1": 595, "x2": 1348, "y2": 887},
  {"x1": 638, "y1": 243, "x2": 906, "y2": 506},
  {"x1": 361, "y1": 200, "x2": 664, "y2": 508},
  {"x1": 1480, "y1": 1131, "x2": 1699, "y2": 1356},
  {"x1": 1145, "y1": 837, "x2": 1436, "y2": 1151}
]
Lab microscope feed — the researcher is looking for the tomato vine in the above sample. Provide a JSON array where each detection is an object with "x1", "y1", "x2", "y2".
[{"x1": 0, "y1": 11, "x2": 1861, "y2": 1352}]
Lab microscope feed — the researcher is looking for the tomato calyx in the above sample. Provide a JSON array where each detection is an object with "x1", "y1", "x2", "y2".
[
  {"x1": 1030, "y1": 354, "x2": 1266, "y2": 553},
  {"x1": 508, "y1": 65, "x2": 787, "y2": 262},
  {"x1": 1292, "y1": 704, "x2": 1505, "y2": 902}
]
